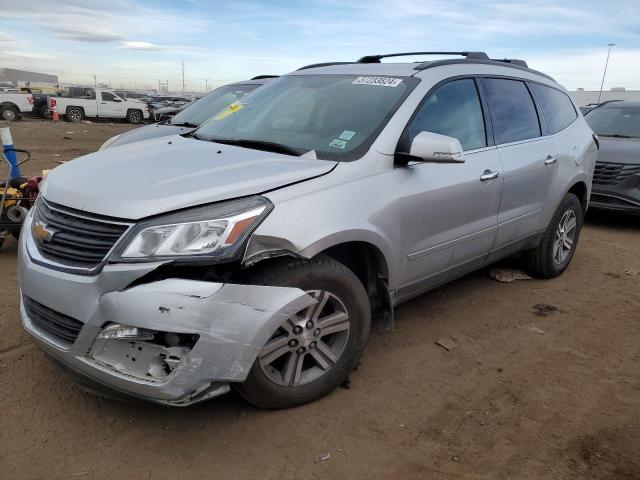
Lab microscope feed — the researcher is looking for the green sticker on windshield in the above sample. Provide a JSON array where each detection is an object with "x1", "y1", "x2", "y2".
[{"x1": 329, "y1": 139, "x2": 347, "y2": 149}]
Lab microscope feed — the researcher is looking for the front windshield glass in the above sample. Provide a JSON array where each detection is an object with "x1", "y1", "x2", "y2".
[
  {"x1": 170, "y1": 83, "x2": 260, "y2": 126},
  {"x1": 193, "y1": 74, "x2": 419, "y2": 160},
  {"x1": 585, "y1": 106, "x2": 640, "y2": 138}
]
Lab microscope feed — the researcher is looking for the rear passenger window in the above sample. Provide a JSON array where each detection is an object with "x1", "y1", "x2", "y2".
[
  {"x1": 530, "y1": 83, "x2": 577, "y2": 134},
  {"x1": 483, "y1": 78, "x2": 541, "y2": 144},
  {"x1": 409, "y1": 79, "x2": 486, "y2": 151}
]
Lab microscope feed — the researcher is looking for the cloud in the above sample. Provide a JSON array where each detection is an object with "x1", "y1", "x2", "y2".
[
  {"x1": 48, "y1": 27, "x2": 126, "y2": 43},
  {"x1": 122, "y1": 41, "x2": 165, "y2": 51},
  {"x1": 0, "y1": 32, "x2": 18, "y2": 43}
]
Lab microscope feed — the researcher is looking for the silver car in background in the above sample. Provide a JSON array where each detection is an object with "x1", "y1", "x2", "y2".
[
  {"x1": 18, "y1": 52, "x2": 596, "y2": 409},
  {"x1": 99, "y1": 76, "x2": 277, "y2": 150}
]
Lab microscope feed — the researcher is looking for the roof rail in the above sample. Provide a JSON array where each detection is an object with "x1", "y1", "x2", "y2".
[
  {"x1": 413, "y1": 58, "x2": 555, "y2": 82},
  {"x1": 250, "y1": 75, "x2": 280, "y2": 80},
  {"x1": 493, "y1": 58, "x2": 528, "y2": 67},
  {"x1": 296, "y1": 62, "x2": 356, "y2": 71},
  {"x1": 357, "y1": 51, "x2": 489, "y2": 63}
]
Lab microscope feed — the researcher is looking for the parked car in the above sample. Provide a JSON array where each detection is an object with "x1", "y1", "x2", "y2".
[
  {"x1": 48, "y1": 88, "x2": 150, "y2": 123},
  {"x1": 19, "y1": 51, "x2": 596, "y2": 409},
  {"x1": 584, "y1": 100, "x2": 640, "y2": 214},
  {"x1": 0, "y1": 93, "x2": 34, "y2": 121},
  {"x1": 100, "y1": 77, "x2": 277, "y2": 150}
]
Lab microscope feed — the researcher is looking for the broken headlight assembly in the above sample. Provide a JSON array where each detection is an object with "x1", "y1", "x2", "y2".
[{"x1": 110, "y1": 196, "x2": 273, "y2": 262}]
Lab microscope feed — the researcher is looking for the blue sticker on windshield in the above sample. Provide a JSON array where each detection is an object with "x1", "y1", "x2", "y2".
[
  {"x1": 339, "y1": 130, "x2": 356, "y2": 141},
  {"x1": 329, "y1": 139, "x2": 347, "y2": 149}
]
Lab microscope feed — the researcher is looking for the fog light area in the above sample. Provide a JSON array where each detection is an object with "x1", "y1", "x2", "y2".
[{"x1": 88, "y1": 324, "x2": 199, "y2": 381}]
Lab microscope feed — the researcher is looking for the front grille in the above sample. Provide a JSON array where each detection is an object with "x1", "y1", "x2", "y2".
[
  {"x1": 593, "y1": 162, "x2": 640, "y2": 186},
  {"x1": 23, "y1": 296, "x2": 83, "y2": 346},
  {"x1": 33, "y1": 201, "x2": 129, "y2": 270}
]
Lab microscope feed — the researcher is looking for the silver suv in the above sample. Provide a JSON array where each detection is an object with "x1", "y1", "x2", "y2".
[{"x1": 18, "y1": 52, "x2": 597, "y2": 409}]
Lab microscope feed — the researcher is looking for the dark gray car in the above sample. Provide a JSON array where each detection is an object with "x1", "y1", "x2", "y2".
[{"x1": 585, "y1": 101, "x2": 640, "y2": 214}]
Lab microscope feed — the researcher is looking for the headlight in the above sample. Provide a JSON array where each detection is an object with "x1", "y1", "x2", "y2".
[
  {"x1": 99, "y1": 134, "x2": 121, "y2": 150},
  {"x1": 111, "y1": 196, "x2": 272, "y2": 262}
]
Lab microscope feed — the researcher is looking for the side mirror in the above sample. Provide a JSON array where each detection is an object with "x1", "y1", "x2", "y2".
[
  {"x1": 113, "y1": 98, "x2": 122, "y2": 102},
  {"x1": 406, "y1": 131, "x2": 465, "y2": 163}
]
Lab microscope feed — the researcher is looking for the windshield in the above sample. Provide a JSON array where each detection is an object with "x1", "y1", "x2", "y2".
[
  {"x1": 193, "y1": 74, "x2": 419, "y2": 160},
  {"x1": 170, "y1": 84, "x2": 259, "y2": 126},
  {"x1": 585, "y1": 106, "x2": 640, "y2": 138}
]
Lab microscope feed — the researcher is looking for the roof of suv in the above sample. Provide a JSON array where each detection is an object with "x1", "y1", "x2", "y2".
[{"x1": 291, "y1": 52, "x2": 556, "y2": 83}]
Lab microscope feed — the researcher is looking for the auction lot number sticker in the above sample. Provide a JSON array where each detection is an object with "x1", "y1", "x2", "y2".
[{"x1": 352, "y1": 76, "x2": 403, "y2": 87}]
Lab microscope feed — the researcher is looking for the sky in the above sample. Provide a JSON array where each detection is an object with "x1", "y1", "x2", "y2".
[{"x1": 1, "y1": 0, "x2": 639, "y2": 92}]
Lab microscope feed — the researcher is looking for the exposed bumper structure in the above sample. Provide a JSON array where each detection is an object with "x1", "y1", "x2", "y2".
[
  {"x1": 590, "y1": 189, "x2": 640, "y2": 214},
  {"x1": 18, "y1": 214, "x2": 315, "y2": 406}
]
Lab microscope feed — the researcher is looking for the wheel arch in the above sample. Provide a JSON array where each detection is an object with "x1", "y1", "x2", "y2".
[
  {"x1": 0, "y1": 102, "x2": 19, "y2": 119},
  {"x1": 65, "y1": 105, "x2": 85, "y2": 117},
  {"x1": 0, "y1": 101, "x2": 19, "y2": 110},
  {"x1": 242, "y1": 232, "x2": 395, "y2": 330},
  {"x1": 567, "y1": 180, "x2": 589, "y2": 214}
]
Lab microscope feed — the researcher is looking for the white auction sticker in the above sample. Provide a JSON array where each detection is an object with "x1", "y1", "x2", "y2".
[{"x1": 352, "y1": 76, "x2": 403, "y2": 87}]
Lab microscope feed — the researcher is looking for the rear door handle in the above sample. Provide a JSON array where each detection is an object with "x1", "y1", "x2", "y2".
[
  {"x1": 480, "y1": 170, "x2": 500, "y2": 181},
  {"x1": 545, "y1": 155, "x2": 558, "y2": 165}
]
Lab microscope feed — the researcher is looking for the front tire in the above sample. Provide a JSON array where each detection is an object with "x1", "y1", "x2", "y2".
[
  {"x1": 234, "y1": 255, "x2": 371, "y2": 409},
  {"x1": 126, "y1": 109, "x2": 143, "y2": 124},
  {"x1": 523, "y1": 193, "x2": 583, "y2": 278}
]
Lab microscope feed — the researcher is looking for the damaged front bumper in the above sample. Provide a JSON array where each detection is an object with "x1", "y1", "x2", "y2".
[{"x1": 18, "y1": 224, "x2": 315, "y2": 406}]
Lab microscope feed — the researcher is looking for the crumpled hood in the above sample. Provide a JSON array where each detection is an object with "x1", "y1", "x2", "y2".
[
  {"x1": 597, "y1": 136, "x2": 640, "y2": 164},
  {"x1": 106, "y1": 123, "x2": 194, "y2": 148},
  {"x1": 41, "y1": 134, "x2": 336, "y2": 219}
]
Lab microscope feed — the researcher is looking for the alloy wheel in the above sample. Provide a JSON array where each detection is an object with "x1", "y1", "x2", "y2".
[
  {"x1": 2, "y1": 109, "x2": 16, "y2": 121},
  {"x1": 258, "y1": 290, "x2": 350, "y2": 387},
  {"x1": 553, "y1": 209, "x2": 577, "y2": 265},
  {"x1": 68, "y1": 110, "x2": 81, "y2": 121}
]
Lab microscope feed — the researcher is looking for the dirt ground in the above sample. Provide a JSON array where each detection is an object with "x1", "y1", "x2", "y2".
[{"x1": 1, "y1": 118, "x2": 639, "y2": 480}]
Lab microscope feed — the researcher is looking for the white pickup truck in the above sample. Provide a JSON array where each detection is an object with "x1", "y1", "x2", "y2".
[
  {"x1": 48, "y1": 88, "x2": 150, "y2": 123},
  {"x1": 0, "y1": 93, "x2": 34, "y2": 121}
]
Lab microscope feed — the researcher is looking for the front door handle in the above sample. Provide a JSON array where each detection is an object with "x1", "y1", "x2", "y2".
[
  {"x1": 480, "y1": 170, "x2": 500, "y2": 181},
  {"x1": 545, "y1": 155, "x2": 558, "y2": 165}
]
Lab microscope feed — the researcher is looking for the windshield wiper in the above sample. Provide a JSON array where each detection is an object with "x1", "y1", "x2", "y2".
[
  {"x1": 599, "y1": 134, "x2": 638, "y2": 139},
  {"x1": 171, "y1": 121, "x2": 199, "y2": 128},
  {"x1": 209, "y1": 137, "x2": 304, "y2": 156}
]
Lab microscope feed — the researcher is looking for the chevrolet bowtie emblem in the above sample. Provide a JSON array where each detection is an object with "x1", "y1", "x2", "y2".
[{"x1": 32, "y1": 221, "x2": 56, "y2": 243}]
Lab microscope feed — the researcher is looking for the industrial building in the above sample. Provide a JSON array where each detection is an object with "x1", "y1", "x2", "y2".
[
  {"x1": 0, "y1": 68, "x2": 58, "y2": 88},
  {"x1": 569, "y1": 88, "x2": 640, "y2": 106}
]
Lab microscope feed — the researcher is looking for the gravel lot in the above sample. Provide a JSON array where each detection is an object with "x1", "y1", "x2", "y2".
[{"x1": 1, "y1": 118, "x2": 639, "y2": 480}]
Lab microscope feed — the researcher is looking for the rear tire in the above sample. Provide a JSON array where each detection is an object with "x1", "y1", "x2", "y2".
[
  {"x1": 126, "y1": 109, "x2": 143, "y2": 124},
  {"x1": 66, "y1": 107, "x2": 83, "y2": 122},
  {"x1": 523, "y1": 193, "x2": 583, "y2": 278},
  {"x1": 234, "y1": 255, "x2": 371, "y2": 409},
  {"x1": 0, "y1": 105, "x2": 18, "y2": 122}
]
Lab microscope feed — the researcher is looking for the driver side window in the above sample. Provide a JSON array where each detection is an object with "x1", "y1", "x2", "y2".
[
  {"x1": 101, "y1": 92, "x2": 118, "y2": 102},
  {"x1": 409, "y1": 79, "x2": 487, "y2": 151}
]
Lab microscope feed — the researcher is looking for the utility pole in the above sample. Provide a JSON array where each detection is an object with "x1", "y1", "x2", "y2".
[
  {"x1": 597, "y1": 43, "x2": 615, "y2": 104},
  {"x1": 204, "y1": 78, "x2": 210, "y2": 91},
  {"x1": 181, "y1": 58, "x2": 185, "y2": 92},
  {"x1": 93, "y1": 75, "x2": 97, "y2": 87}
]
